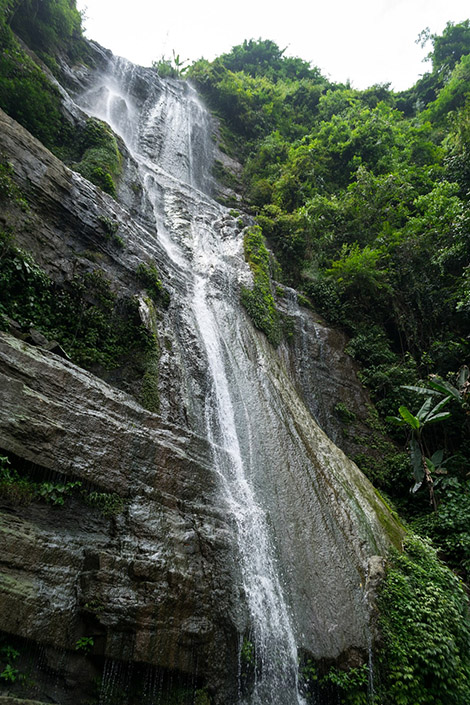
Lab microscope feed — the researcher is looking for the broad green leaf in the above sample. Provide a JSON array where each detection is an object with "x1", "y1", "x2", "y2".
[
  {"x1": 430, "y1": 449, "x2": 444, "y2": 467},
  {"x1": 428, "y1": 377, "x2": 460, "y2": 400},
  {"x1": 457, "y1": 365, "x2": 469, "y2": 388},
  {"x1": 386, "y1": 415, "x2": 405, "y2": 425},
  {"x1": 417, "y1": 396, "x2": 433, "y2": 422},
  {"x1": 401, "y1": 384, "x2": 440, "y2": 396},
  {"x1": 410, "y1": 438, "x2": 424, "y2": 483},
  {"x1": 425, "y1": 397, "x2": 452, "y2": 423},
  {"x1": 428, "y1": 395, "x2": 451, "y2": 417},
  {"x1": 425, "y1": 411, "x2": 452, "y2": 425},
  {"x1": 399, "y1": 405, "x2": 420, "y2": 430}
]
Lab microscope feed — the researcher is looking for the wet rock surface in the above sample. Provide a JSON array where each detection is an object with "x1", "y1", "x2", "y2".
[
  {"x1": 0, "y1": 332, "x2": 244, "y2": 703},
  {"x1": 278, "y1": 292, "x2": 380, "y2": 459}
]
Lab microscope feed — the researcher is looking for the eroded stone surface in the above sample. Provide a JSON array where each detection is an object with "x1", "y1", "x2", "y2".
[{"x1": 0, "y1": 332, "x2": 244, "y2": 702}]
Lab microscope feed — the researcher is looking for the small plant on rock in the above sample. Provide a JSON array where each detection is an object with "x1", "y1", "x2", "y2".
[
  {"x1": 0, "y1": 644, "x2": 21, "y2": 683},
  {"x1": 75, "y1": 636, "x2": 94, "y2": 654}
]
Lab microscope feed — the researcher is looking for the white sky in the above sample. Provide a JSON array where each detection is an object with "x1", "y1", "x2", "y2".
[{"x1": 76, "y1": 0, "x2": 470, "y2": 91}]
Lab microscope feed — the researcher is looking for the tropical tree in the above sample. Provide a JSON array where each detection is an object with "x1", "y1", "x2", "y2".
[{"x1": 387, "y1": 392, "x2": 452, "y2": 509}]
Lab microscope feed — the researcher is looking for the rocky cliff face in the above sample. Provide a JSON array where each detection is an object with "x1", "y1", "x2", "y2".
[
  {"x1": 0, "y1": 42, "x2": 404, "y2": 705},
  {"x1": 0, "y1": 330, "x2": 243, "y2": 703}
]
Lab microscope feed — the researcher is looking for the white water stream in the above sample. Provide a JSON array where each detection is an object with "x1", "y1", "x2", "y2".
[{"x1": 78, "y1": 58, "x2": 306, "y2": 704}]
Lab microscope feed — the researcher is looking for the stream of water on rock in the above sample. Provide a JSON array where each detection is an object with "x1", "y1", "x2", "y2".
[{"x1": 78, "y1": 58, "x2": 307, "y2": 705}]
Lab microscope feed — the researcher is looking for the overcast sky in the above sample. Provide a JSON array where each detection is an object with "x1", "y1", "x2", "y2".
[{"x1": 75, "y1": 0, "x2": 469, "y2": 90}]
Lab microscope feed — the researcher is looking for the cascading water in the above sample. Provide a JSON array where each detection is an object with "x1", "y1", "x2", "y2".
[
  {"x1": 78, "y1": 59, "x2": 306, "y2": 703},
  {"x1": 76, "y1": 54, "x2": 402, "y2": 704},
  {"x1": 191, "y1": 274, "x2": 303, "y2": 704}
]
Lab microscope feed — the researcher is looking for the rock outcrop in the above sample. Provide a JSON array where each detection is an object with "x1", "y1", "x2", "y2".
[{"x1": 0, "y1": 331, "x2": 244, "y2": 703}]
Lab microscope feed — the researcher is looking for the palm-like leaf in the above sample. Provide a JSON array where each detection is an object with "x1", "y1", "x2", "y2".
[
  {"x1": 398, "y1": 405, "x2": 420, "y2": 430},
  {"x1": 430, "y1": 449, "x2": 444, "y2": 467},
  {"x1": 401, "y1": 384, "x2": 440, "y2": 396},
  {"x1": 410, "y1": 438, "x2": 424, "y2": 490},
  {"x1": 422, "y1": 395, "x2": 452, "y2": 424},
  {"x1": 417, "y1": 397, "x2": 433, "y2": 422},
  {"x1": 424, "y1": 411, "x2": 452, "y2": 425},
  {"x1": 428, "y1": 377, "x2": 460, "y2": 400},
  {"x1": 457, "y1": 365, "x2": 469, "y2": 388}
]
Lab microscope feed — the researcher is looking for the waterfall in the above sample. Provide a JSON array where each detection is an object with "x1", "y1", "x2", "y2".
[
  {"x1": 191, "y1": 274, "x2": 304, "y2": 704},
  {"x1": 78, "y1": 59, "x2": 305, "y2": 703},
  {"x1": 76, "y1": 55, "x2": 399, "y2": 704}
]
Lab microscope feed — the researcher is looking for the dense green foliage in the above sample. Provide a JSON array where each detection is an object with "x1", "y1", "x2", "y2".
[
  {"x1": 0, "y1": 2, "x2": 121, "y2": 194},
  {"x1": 298, "y1": 536, "x2": 470, "y2": 705},
  {"x1": 0, "y1": 24, "x2": 73, "y2": 151},
  {"x1": 2, "y1": 6, "x2": 470, "y2": 700},
  {"x1": 137, "y1": 261, "x2": 170, "y2": 306},
  {"x1": 300, "y1": 657, "x2": 369, "y2": 704},
  {"x1": 152, "y1": 50, "x2": 190, "y2": 78},
  {"x1": 377, "y1": 536, "x2": 470, "y2": 704},
  {"x1": 73, "y1": 118, "x2": 122, "y2": 197},
  {"x1": 187, "y1": 40, "x2": 331, "y2": 152},
  {"x1": 9, "y1": 0, "x2": 83, "y2": 59},
  {"x1": 0, "y1": 229, "x2": 153, "y2": 369},
  {"x1": 240, "y1": 225, "x2": 295, "y2": 345},
  {"x1": 240, "y1": 225, "x2": 283, "y2": 345},
  {"x1": 412, "y1": 480, "x2": 470, "y2": 581}
]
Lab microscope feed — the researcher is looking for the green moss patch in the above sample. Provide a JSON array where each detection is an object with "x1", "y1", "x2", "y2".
[
  {"x1": 240, "y1": 225, "x2": 285, "y2": 346},
  {"x1": 0, "y1": 13, "x2": 122, "y2": 198},
  {"x1": 73, "y1": 118, "x2": 122, "y2": 198},
  {"x1": 0, "y1": 233, "x2": 153, "y2": 370}
]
